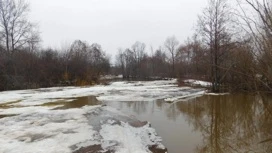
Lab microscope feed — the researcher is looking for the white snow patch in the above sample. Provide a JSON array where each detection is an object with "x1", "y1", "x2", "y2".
[
  {"x1": 100, "y1": 122, "x2": 165, "y2": 153},
  {"x1": 100, "y1": 75, "x2": 123, "y2": 80},
  {"x1": 205, "y1": 92, "x2": 230, "y2": 96},
  {"x1": 183, "y1": 79, "x2": 212, "y2": 87},
  {"x1": 164, "y1": 90, "x2": 206, "y2": 103},
  {"x1": 0, "y1": 106, "x2": 100, "y2": 153},
  {"x1": 0, "y1": 105, "x2": 63, "y2": 115}
]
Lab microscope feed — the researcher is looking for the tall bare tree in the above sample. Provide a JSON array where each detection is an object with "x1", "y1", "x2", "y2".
[
  {"x1": 0, "y1": 0, "x2": 39, "y2": 53},
  {"x1": 198, "y1": 0, "x2": 233, "y2": 92},
  {"x1": 132, "y1": 41, "x2": 146, "y2": 63},
  {"x1": 131, "y1": 41, "x2": 146, "y2": 77},
  {"x1": 164, "y1": 36, "x2": 179, "y2": 77}
]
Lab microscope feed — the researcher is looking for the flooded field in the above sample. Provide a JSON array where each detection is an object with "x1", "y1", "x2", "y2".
[
  {"x1": 0, "y1": 80, "x2": 271, "y2": 153},
  {"x1": 104, "y1": 94, "x2": 272, "y2": 153}
]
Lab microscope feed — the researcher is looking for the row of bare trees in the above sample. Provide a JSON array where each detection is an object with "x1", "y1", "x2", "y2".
[
  {"x1": 195, "y1": 0, "x2": 272, "y2": 92},
  {"x1": 189, "y1": 0, "x2": 272, "y2": 92},
  {"x1": 114, "y1": 36, "x2": 212, "y2": 81},
  {"x1": 0, "y1": 0, "x2": 110, "y2": 91},
  {"x1": 115, "y1": 41, "x2": 174, "y2": 79},
  {"x1": 114, "y1": 0, "x2": 272, "y2": 92},
  {"x1": 0, "y1": 40, "x2": 110, "y2": 90}
]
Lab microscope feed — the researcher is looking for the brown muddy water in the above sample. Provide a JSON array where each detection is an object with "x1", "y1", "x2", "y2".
[
  {"x1": 41, "y1": 96, "x2": 101, "y2": 109},
  {"x1": 102, "y1": 94, "x2": 272, "y2": 153},
  {"x1": 9, "y1": 94, "x2": 271, "y2": 153}
]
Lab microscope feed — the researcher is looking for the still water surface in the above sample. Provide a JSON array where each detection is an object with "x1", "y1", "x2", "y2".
[{"x1": 103, "y1": 94, "x2": 272, "y2": 153}]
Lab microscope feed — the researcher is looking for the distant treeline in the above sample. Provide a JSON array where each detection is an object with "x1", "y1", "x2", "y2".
[
  {"x1": 1, "y1": 0, "x2": 272, "y2": 93},
  {"x1": 0, "y1": 40, "x2": 110, "y2": 90}
]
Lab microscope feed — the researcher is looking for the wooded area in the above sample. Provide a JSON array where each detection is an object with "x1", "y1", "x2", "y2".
[
  {"x1": 0, "y1": 0, "x2": 272, "y2": 93},
  {"x1": 0, "y1": 0, "x2": 110, "y2": 90},
  {"x1": 115, "y1": 0, "x2": 272, "y2": 93}
]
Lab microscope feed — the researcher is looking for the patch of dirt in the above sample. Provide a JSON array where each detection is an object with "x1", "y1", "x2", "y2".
[
  {"x1": 128, "y1": 120, "x2": 148, "y2": 127},
  {"x1": 73, "y1": 145, "x2": 113, "y2": 153},
  {"x1": 73, "y1": 145, "x2": 167, "y2": 153},
  {"x1": 40, "y1": 96, "x2": 101, "y2": 110},
  {"x1": 0, "y1": 100, "x2": 22, "y2": 109},
  {"x1": 73, "y1": 144, "x2": 167, "y2": 153},
  {"x1": 0, "y1": 114, "x2": 18, "y2": 119},
  {"x1": 149, "y1": 145, "x2": 168, "y2": 153}
]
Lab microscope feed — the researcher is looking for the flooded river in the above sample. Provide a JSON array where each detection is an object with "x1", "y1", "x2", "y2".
[
  {"x1": 1, "y1": 80, "x2": 271, "y2": 153},
  {"x1": 37, "y1": 92, "x2": 272, "y2": 153},
  {"x1": 102, "y1": 93, "x2": 272, "y2": 153}
]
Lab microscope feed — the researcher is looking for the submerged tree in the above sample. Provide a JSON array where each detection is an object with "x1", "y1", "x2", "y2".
[{"x1": 198, "y1": 0, "x2": 234, "y2": 92}]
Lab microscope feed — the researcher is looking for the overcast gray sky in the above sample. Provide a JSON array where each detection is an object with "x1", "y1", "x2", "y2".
[{"x1": 28, "y1": 0, "x2": 207, "y2": 57}]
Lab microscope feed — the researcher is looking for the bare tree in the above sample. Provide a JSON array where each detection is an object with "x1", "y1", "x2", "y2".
[
  {"x1": 131, "y1": 41, "x2": 146, "y2": 77},
  {"x1": 198, "y1": 0, "x2": 234, "y2": 92},
  {"x1": 131, "y1": 41, "x2": 146, "y2": 63},
  {"x1": 164, "y1": 36, "x2": 179, "y2": 77},
  {"x1": 27, "y1": 28, "x2": 41, "y2": 52},
  {"x1": 0, "y1": 0, "x2": 39, "y2": 53},
  {"x1": 116, "y1": 48, "x2": 126, "y2": 78},
  {"x1": 236, "y1": 0, "x2": 272, "y2": 90},
  {"x1": 152, "y1": 48, "x2": 169, "y2": 78}
]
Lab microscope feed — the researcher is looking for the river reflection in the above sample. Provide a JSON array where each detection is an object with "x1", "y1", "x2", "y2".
[
  {"x1": 104, "y1": 94, "x2": 272, "y2": 153},
  {"x1": 181, "y1": 94, "x2": 272, "y2": 153}
]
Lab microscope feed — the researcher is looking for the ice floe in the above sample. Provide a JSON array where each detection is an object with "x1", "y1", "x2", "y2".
[
  {"x1": 183, "y1": 79, "x2": 212, "y2": 87},
  {"x1": 0, "y1": 106, "x2": 166, "y2": 153}
]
